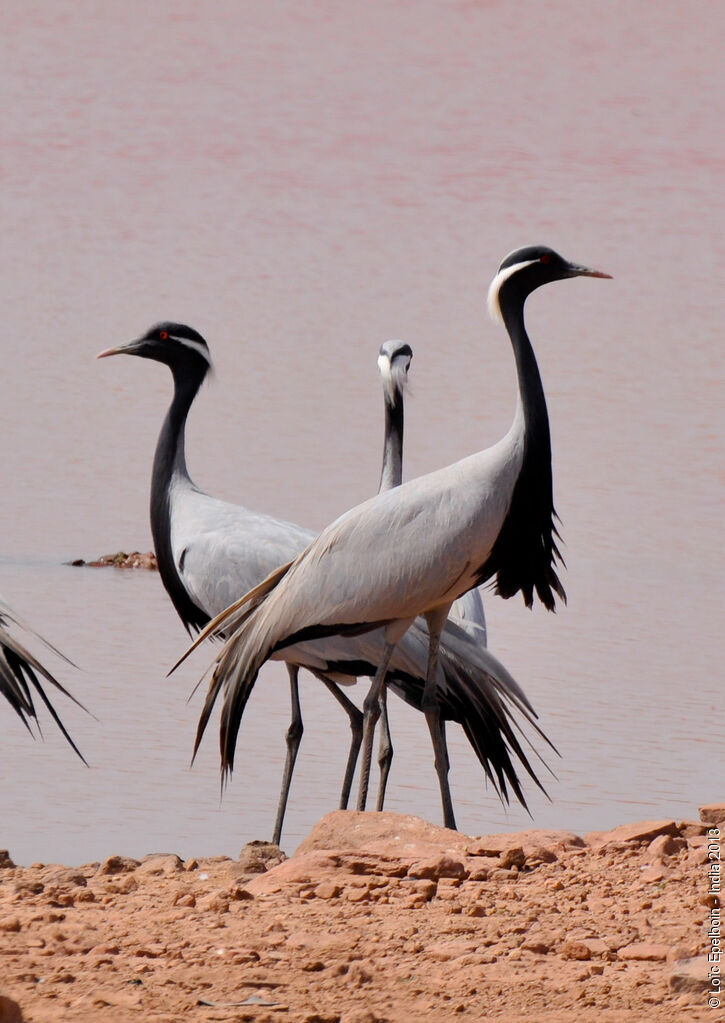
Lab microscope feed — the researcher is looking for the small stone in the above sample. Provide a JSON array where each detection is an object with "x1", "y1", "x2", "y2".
[
  {"x1": 197, "y1": 891, "x2": 230, "y2": 914},
  {"x1": 228, "y1": 885, "x2": 254, "y2": 901},
  {"x1": 618, "y1": 942, "x2": 669, "y2": 962},
  {"x1": 669, "y1": 957, "x2": 710, "y2": 993},
  {"x1": 647, "y1": 834, "x2": 685, "y2": 860},
  {"x1": 108, "y1": 874, "x2": 137, "y2": 895},
  {"x1": 313, "y1": 881, "x2": 342, "y2": 900},
  {"x1": 698, "y1": 803, "x2": 725, "y2": 825},
  {"x1": 97, "y1": 855, "x2": 140, "y2": 876},
  {"x1": 561, "y1": 941, "x2": 592, "y2": 961},
  {"x1": 0, "y1": 918, "x2": 21, "y2": 933},
  {"x1": 302, "y1": 959, "x2": 326, "y2": 972},
  {"x1": 499, "y1": 847, "x2": 525, "y2": 870},
  {"x1": 0, "y1": 850, "x2": 15, "y2": 869},
  {"x1": 407, "y1": 855, "x2": 467, "y2": 881},
  {"x1": 522, "y1": 938, "x2": 552, "y2": 954},
  {"x1": 640, "y1": 865, "x2": 665, "y2": 883},
  {"x1": 586, "y1": 820, "x2": 679, "y2": 850},
  {"x1": 137, "y1": 854, "x2": 183, "y2": 876},
  {"x1": 184, "y1": 858, "x2": 199, "y2": 871},
  {"x1": 43, "y1": 868, "x2": 87, "y2": 888},
  {"x1": 346, "y1": 885, "x2": 371, "y2": 904},
  {"x1": 699, "y1": 892, "x2": 720, "y2": 910},
  {"x1": 0, "y1": 995, "x2": 23, "y2": 1023},
  {"x1": 678, "y1": 820, "x2": 707, "y2": 838},
  {"x1": 687, "y1": 846, "x2": 710, "y2": 866},
  {"x1": 172, "y1": 892, "x2": 196, "y2": 908},
  {"x1": 238, "y1": 840, "x2": 286, "y2": 874}
]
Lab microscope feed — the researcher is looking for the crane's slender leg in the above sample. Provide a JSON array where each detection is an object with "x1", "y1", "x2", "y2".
[
  {"x1": 376, "y1": 687, "x2": 393, "y2": 811},
  {"x1": 357, "y1": 641, "x2": 396, "y2": 812},
  {"x1": 319, "y1": 676, "x2": 363, "y2": 809},
  {"x1": 272, "y1": 665, "x2": 303, "y2": 846},
  {"x1": 423, "y1": 607, "x2": 456, "y2": 831}
]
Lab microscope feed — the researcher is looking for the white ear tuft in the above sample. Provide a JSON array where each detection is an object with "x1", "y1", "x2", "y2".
[
  {"x1": 487, "y1": 259, "x2": 537, "y2": 324},
  {"x1": 378, "y1": 342, "x2": 410, "y2": 403}
]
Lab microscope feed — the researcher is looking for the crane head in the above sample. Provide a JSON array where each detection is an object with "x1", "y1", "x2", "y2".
[
  {"x1": 377, "y1": 339, "x2": 413, "y2": 407},
  {"x1": 97, "y1": 322, "x2": 213, "y2": 371},
  {"x1": 487, "y1": 245, "x2": 611, "y2": 324}
]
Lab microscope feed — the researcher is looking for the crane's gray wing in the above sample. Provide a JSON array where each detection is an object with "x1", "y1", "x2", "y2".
[
  {"x1": 170, "y1": 487, "x2": 315, "y2": 620},
  {"x1": 255, "y1": 443, "x2": 520, "y2": 647}
]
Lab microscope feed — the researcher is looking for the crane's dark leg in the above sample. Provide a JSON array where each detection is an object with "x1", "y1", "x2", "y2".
[
  {"x1": 376, "y1": 687, "x2": 393, "y2": 811},
  {"x1": 357, "y1": 642, "x2": 396, "y2": 812},
  {"x1": 423, "y1": 608, "x2": 456, "y2": 831},
  {"x1": 319, "y1": 676, "x2": 363, "y2": 809},
  {"x1": 272, "y1": 665, "x2": 303, "y2": 846}
]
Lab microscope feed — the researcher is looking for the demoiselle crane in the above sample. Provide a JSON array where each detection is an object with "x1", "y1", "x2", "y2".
[
  {"x1": 101, "y1": 324, "x2": 551, "y2": 837},
  {"x1": 0, "y1": 597, "x2": 86, "y2": 761},
  {"x1": 184, "y1": 245, "x2": 610, "y2": 829},
  {"x1": 374, "y1": 339, "x2": 487, "y2": 810}
]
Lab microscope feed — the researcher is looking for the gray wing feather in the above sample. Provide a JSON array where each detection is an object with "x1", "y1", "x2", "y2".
[{"x1": 170, "y1": 486, "x2": 314, "y2": 619}]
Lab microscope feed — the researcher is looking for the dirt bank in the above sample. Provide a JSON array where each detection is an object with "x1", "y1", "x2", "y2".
[{"x1": 1, "y1": 806, "x2": 722, "y2": 1022}]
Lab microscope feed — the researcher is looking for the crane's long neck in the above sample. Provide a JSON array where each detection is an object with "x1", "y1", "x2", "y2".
[
  {"x1": 500, "y1": 293, "x2": 550, "y2": 454},
  {"x1": 378, "y1": 394, "x2": 404, "y2": 493},
  {"x1": 149, "y1": 364, "x2": 209, "y2": 633},
  {"x1": 151, "y1": 368, "x2": 200, "y2": 509}
]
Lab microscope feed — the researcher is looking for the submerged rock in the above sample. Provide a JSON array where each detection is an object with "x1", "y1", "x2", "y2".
[{"x1": 68, "y1": 551, "x2": 158, "y2": 569}]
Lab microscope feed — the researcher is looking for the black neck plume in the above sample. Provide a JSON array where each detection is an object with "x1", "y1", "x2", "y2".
[{"x1": 478, "y1": 281, "x2": 566, "y2": 611}]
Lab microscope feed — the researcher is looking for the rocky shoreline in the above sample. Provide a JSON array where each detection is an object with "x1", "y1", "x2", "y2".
[{"x1": 1, "y1": 805, "x2": 722, "y2": 1022}]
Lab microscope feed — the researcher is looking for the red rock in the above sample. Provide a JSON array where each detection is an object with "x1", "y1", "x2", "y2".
[
  {"x1": 0, "y1": 851, "x2": 15, "y2": 869},
  {"x1": 197, "y1": 891, "x2": 230, "y2": 914},
  {"x1": 137, "y1": 854, "x2": 183, "y2": 876},
  {"x1": 467, "y1": 857, "x2": 499, "y2": 881},
  {"x1": 669, "y1": 956, "x2": 711, "y2": 993},
  {"x1": 0, "y1": 996, "x2": 23, "y2": 1023},
  {"x1": 245, "y1": 851, "x2": 343, "y2": 896},
  {"x1": 585, "y1": 820, "x2": 679, "y2": 849},
  {"x1": 296, "y1": 810, "x2": 466, "y2": 859},
  {"x1": 618, "y1": 942, "x2": 669, "y2": 961},
  {"x1": 522, "y1": 937, "x2": 552, "y2": 954},
  {"x1": 687, "y1": 846, "x2": 710, "y2": 867},
  {"x1": 172, "y1": 891, "x2": 196, "y2": 908},
  {"x1": 97, "y1": 855, "x2": 140, "y2": 875},
  {"x1": 313, "y1": 881, "x2": 342, "y2": 900},
  {"x1": 407, "y1": 855, "x2": 467, "y2": 881},
  {"x1": 647, "y1": 834, "x2": 685, "y2": 860},
  {"x1": 499, "y1": 847, "x2": 526, "y2": 869},
  {"x1": 467, "y1": 829, "x2": 584, "y2": 861},
  {"x1": 561, "y1": 941, "x2": 592, "y2": 961},
  {"x1": 238, "y1": 840, "x2": 286, "y2": 874},
  {"x1": 699, "y1": 803, "x2": 725, "y2": 825},
  {"x1": 678, "y1": 819, "x2": 708, "y2": 838},
  {"x1": 640, "y1": 865, "x2": 665, "y2": 883}
]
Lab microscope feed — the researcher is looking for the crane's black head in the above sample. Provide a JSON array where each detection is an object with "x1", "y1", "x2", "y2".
[
  {"x1": 97, "y1": 322, "x2": 213, "y2": 374},
  {"x1": 377, "y1": 339, "x2": 413, "y2": 406},
  {"x1": 487, "y1": 245, "x2": 611, "y2": 323}
]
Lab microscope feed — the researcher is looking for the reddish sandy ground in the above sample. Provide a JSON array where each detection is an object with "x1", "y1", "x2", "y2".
[{"x1": 1, "y1": 806, "x2": 722, "y2": 1022}]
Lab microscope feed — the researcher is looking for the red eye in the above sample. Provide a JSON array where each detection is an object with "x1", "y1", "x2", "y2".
[
  {"x1": 159, "y1": 330, "x2": 168, "y2": 340},
  {"x1": 540, "y1": 253, "x2": 550, "y2": 265}
]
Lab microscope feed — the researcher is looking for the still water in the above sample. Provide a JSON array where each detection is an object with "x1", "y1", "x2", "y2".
[{"x1": 1, "y1": 0, "x2": 723, "y2": 864}]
